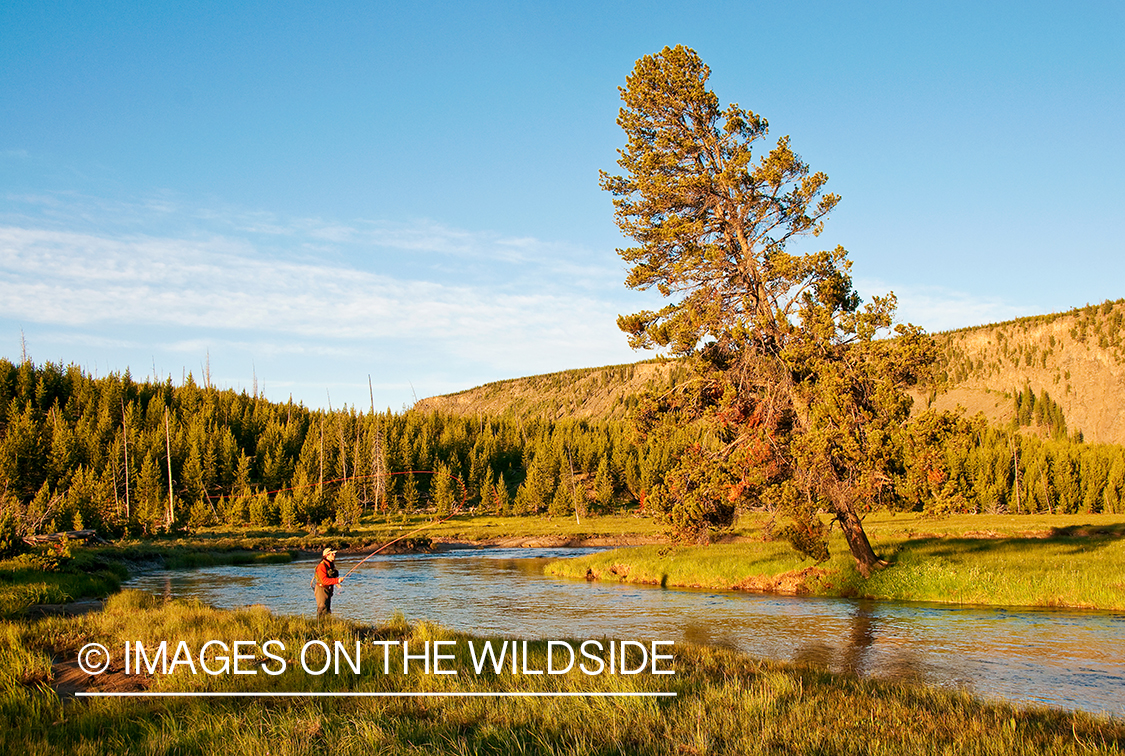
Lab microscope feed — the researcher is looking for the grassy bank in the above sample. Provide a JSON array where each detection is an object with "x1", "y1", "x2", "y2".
[
  {"x1": 0, "y1": 554, "x2": 125, "y2": 619},
  {"x1": 1, "y1": 593, "x2": 1121, "y2": 754},
  {"x1": 546, "y1": 513, "x2": 1125, "y2": 610},
  {"x1": 424, "y1": 512, "x2": 663, "y2": 543},
  {"x1": 0, "y1": 543, "x2": 296, "y2": 619},
  {"x1": 177, "y1": 511, "x2": 662, "y2": 548}
]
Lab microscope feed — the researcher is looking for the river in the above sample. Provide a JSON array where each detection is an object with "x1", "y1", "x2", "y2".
[{"x1": 125, "y1": 546, "x2": 1125, "y2": 716}]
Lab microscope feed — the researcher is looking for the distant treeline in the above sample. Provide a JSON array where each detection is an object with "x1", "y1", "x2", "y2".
[
  {"x1": 2, "y1": 360, "x2": 1124, "y2": 539},
  {"x1": 901, "y1": 408, "x2": 1125, "y2": 516},
  {"x1": 0, "y1": 360, "x2": 694, "y2": 536}
]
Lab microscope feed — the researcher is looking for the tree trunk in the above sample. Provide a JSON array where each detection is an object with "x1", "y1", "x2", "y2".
[
  {"x1": 826, "y1": 479, "x2": 887, "y2": 578},
  {"x1": 834, "y1": 503, "x2": 885, "y2": 578}
]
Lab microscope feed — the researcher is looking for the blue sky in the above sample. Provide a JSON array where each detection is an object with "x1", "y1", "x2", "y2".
[{"x1": 2, "y1": 1, "x2": 1122, "y2": 411}]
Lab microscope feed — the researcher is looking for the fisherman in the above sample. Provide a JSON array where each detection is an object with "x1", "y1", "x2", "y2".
[{"x1": 312, "y1": 547, "x2": 343, "y2": 618}]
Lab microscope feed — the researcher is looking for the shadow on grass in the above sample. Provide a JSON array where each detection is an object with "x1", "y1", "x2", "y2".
[
  {"x1": 1048, "y1": 522, "x2": 1125, "y2": 539},
  {"x1": 894, "y1": 525, "x2": 1125, "y2": 561}
]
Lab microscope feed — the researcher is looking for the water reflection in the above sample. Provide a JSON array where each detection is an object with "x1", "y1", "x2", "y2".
[{"x1": 125, "y1": 547, "x2": 1125, "y2": 716}]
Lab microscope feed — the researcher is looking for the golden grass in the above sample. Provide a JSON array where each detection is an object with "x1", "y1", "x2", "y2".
[{"x1": 0, "y1": 594, "x2": 1121, "y2": 754}]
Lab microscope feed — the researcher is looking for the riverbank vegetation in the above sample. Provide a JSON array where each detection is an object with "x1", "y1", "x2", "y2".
[
  {"x1": 1, "y1": 592, "x2": 1122, "y2": 754},
  {"x1": 7, "y1": 510, "x2": 1124, "y2": 617},
  {"x1": 548, "y1": 512, "x2": 1125, "y2": 610},
  {"x1": 0, "y1": 539, "x2": 296, "y2": 619},
  {"x1": 5, "y1": 337, "x2": 1125, "y2": 614},
  {"x1": 0, "y1": 545, "x2": 125, "y2": 619}
]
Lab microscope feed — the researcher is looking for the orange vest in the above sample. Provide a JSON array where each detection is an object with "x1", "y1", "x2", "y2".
[{"x1": 314, "y1": 559, "x2": 340, "y2": 587}]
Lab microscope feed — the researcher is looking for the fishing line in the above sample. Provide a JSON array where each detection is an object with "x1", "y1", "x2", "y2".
[
  {"x1": 255, "y1": 469, "x2": 470, "y2": 581},
  {"x1": 340, "y1": 469, "x2": 469, "y2": 579}
]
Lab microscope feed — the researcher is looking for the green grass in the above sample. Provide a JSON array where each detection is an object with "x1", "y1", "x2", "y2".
[
  {"x1": 858, "y1": 512, "x2": 1125, "y2": 541},
  {"x1": 546, "y1": 541, "x2": 842, "y2": 590},
  {"x1": 172, "y1": 511, "x2": 663, "y2": 551},
  {"x1": 855, "y1": 531, "x2": 1125, "y2": 609},
  {"x1": 548, "y1": 513, "x2": 1125, "y2": 610},
  {"x1": 0, "y1": 543, "x2": 296, "y2": 618},
  {"x1": 423, "y1": 512, "x2": 663, "y2": 542},
  {"x1": 0, "y1": 550, "x2": 127, "y2": 618},
  {"x1": 0, "y1": 594, "x2": 1121, "y2": 754}
]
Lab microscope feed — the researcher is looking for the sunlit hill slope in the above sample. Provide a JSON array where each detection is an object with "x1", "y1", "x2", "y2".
[{"x1": 418, "y1": 299, "x2": 1125, "y2": 445}]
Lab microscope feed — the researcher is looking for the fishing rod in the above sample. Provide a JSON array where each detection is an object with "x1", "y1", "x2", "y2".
[{"x1": 337, "y1": 469, "x2": 469, "y2": 580}]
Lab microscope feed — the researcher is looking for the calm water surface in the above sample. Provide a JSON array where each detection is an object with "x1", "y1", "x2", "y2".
[{"x1": 125, "y1": 547, "x2": 1125, "y2": 716}]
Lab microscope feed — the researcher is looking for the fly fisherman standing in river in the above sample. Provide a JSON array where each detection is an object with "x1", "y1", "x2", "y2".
[{"x1": 313, "y1": 547, "x2": 342, "y2": 618}]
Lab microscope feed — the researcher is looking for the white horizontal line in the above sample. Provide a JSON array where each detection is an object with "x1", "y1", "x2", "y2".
[{"x1": 75, "y1": 691, "x2": 677, "y2": 698}]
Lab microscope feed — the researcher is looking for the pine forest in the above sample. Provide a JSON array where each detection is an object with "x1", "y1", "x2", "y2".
[{"x1": 3, "y1": 342, "x2": 1125, "y2": 543}]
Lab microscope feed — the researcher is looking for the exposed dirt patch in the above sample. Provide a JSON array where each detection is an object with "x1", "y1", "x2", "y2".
[
  {"x1": 959, "y1": 530, "x2": 1005, "y2": 539},
  {"x1": 607, "y1": 564, "x2": 632, "y2": 578},
  {"x1": 734, "y1": 566, "x2": 832, "y2": 596},
  {"x1": 50, "y1": 657, "x2": 149, "y2": 699}
]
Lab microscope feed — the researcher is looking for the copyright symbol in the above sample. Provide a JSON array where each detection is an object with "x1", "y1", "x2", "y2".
[{"x1": 78, "y1": 643, "x2": 110, "y2": 675}]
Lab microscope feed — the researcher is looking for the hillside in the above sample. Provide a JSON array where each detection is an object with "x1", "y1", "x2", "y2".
[
  {"x1": 419, "y1": 299, "x2": 1125, "y2": 445},
  {"x1": 925, "y1": 298, "x2": 1125, "y2": 444},
  {"x1": 416, "y1": 360, "x2": 691, "y2": 421}
]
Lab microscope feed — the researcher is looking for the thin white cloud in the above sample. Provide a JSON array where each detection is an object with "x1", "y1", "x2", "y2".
[
  {"x1": 0, "y1": 224, "x2": 634, "y2": 361},
  {"x1": 2, "y1": 190, "x2": 619, "y2": 273},
  {"x1": 855, "y1": 278, "x2": 1037, "y2": 332}
]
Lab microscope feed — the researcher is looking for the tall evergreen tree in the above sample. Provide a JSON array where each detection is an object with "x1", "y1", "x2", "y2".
[
  {"x1": 432, "y1": 464, "x2": 457, "y2": 517},
  {"x1": 601, "y1": 46, "x2": 934, "y2": 573},
  {"x1": 494, "y1": 472, "x2": 511, "y2": 515},
  {"x1": 594, "y1": 456, "x2": 615, "y2": 511}
]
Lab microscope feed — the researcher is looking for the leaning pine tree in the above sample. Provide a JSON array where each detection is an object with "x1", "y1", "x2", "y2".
[{"x1": 601, "y1": 45, "x2": 935, "y2": 577}]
